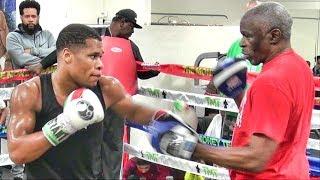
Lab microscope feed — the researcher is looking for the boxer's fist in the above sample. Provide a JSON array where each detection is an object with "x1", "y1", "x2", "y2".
[
  {"x1": 213, "y1": 57, "x2": 247, "y2": 98},
  {"x1": 62, "y1": 88, "x2": 104, "y2": 131},
  {"x1": 42, "y1": 88, "x2": 104, "y2": 146},
  {"x1": 149, "y1": 110, "x2": 198, "y2": 159}
]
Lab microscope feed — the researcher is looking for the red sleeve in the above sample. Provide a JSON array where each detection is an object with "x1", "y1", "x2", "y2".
[
  {"x1": 249, "y1": 83, "x2": 291, "y2": 143},
  {"x1": 122, "y1": 159, "x2": 137, "y2": 180},
  {"x1": 156, "y1": 165, "x2": 171, "y2": 180}
]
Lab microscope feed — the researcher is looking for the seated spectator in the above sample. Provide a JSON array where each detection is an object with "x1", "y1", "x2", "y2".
[
  {"x1": 123, "y1": 157, "x2": 171, "y2": 180},
  {"x1": 313, "y1": 56, "x2": 320, "y2": 77},
  {"x1": 6, "y1": 0, "x2": 55, "y2": 73},
  {"x1": 0, "y1": 10, "x2": 12, "y2": 71}
]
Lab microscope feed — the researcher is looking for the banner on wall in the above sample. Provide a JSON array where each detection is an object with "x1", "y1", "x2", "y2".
[{"x1": 0, "y1": 0, "x2": 16, "y2": 32}]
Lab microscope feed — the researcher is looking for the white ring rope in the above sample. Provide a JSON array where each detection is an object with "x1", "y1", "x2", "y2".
[
  {"x1": 138, "y1": 86, "x2": 239, "y2": 112},
  {"x1": 124, "y1": 143, "x2": 230, "y2": 179},
  {"x1": 0, "y1": 86, "x2": 319, "y2": 172}
]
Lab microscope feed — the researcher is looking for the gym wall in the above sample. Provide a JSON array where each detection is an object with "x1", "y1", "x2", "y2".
[{"x1": 14, "y1": 0, "x2": 320, "y2": 71}]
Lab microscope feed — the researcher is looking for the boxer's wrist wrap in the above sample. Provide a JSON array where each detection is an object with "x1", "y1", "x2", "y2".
[{"x1": 42, "y1": 114, "x2": 75, "y2": 146}]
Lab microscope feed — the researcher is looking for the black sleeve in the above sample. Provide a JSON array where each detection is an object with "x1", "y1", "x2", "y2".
[
  {"x1": 130, "y1": 41, "x2": 160, "y2": 79},
  {"x1": 130, "y1": 41, "x2": 143, "y2": 61},
  {"x1": 40, "y1": 50, "x2": 57, "y2": 69}
]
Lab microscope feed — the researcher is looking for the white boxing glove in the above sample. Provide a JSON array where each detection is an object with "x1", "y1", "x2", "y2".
[{"x1": 42, "y1": 88, "x2": 104, "y2": 146}]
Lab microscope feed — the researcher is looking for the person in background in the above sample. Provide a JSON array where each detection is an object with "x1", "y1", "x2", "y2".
[
  {"x1": 101, "y1": 9, "x2": 161, "y2": 179},
  {"x1": 37, "y1": 9, "x2": 159, "y2": 79},
  {"x1": 0, "y1": 10, "x2": 9, "y2": 71},
  {"x1": 122, "y1": 157, "x2": 171, "y2": 180},
  {"x1": 6, "y1": 0, "x2": 55, "y2": 72},
  {"x1": 103, "y1": 9, "x2": 159, "y2": 79},
  {"x1": 313, "y1": 55, "x2": 320, "y2": 76}
]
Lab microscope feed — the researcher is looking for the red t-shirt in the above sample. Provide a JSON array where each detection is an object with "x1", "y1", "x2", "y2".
[{"x1": 230, "y1": 49, "x2": 315, "y2": 179}]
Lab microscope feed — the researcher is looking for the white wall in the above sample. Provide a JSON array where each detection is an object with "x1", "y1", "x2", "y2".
[
  {"x1": 291, "y1": 9, "x2": 319, "y2": 66},
  {"x1": 14, "y1": 0, "x2": 320, "y2": 68},
  {"x1": 104, "y1": 0, "x2": 150, "y2": 26},
  {"x1": 131, "y1": 25, "x2": 240, "y2": 91},
  {"x1": 151, "y1": 0, "x2": 248, "y2": 26},
  {"x1": 150, "y1": 0, "x2": 320, "y2": 67}
]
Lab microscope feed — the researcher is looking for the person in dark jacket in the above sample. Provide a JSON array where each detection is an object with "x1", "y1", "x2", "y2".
[{"x1": 36, "y1": 9, "x2": 159, "y2": 79}]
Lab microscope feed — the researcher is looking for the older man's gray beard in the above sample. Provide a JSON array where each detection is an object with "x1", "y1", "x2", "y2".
[{"x1": 22, "y1": 23, "x2": 41, "y2": 35}]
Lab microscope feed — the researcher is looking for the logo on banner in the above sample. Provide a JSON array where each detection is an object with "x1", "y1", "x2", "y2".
[
  {"x1": 203, "y1": 166, "x2": 218, "y2": 177},
  {"x1": 205, "y1": 97, "x2": 220, "y2": 108},
  {"x1": 145, "y1": 88, "x2": 161, "y2": 98},
  {"x1": 110, "y1": 47, "x2": 123, "y2": 53},
  {"x1": 184, "y1": 66, "x2": 212, "y2": 76},
  {"x1": 223, "y1": 99, "x2": 228, "y2": 109},
  {"x1": 196, "y1": 165, "x2": 200, "y2": 173},
  {"x1": 162, "y1": 91, "x2": 167, "y2": 99}
]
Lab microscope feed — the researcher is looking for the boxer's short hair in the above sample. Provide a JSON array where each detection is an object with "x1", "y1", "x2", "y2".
[{"x1": 56, "y1": 24, "x2": 101, "y2": 52}]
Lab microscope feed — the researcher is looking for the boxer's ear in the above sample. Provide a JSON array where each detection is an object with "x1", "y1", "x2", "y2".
[
  {"x1": 268, "y1": 28, "x2": 281, "y2": 45},
  {"x1": 62, "y1": 48, "x2": 73, "y2": 64}
]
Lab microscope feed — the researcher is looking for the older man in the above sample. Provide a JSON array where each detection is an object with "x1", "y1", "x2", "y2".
[{"x1": 153, "y1": 2, "x2": 314, "y2": 179}]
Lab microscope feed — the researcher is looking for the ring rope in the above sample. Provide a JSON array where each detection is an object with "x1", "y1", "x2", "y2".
[
  {"x1": 1, "y1": 86, "x2": 319, "y2": 129},
  {"x1": 0, "y1": 62, "x2": 319, "y2": 172},
  {"x1": 1, "y1": 62, "x2": 320, "y2": 90},
  {"x1": 124, "y1": 143, "x2": 230, "y2": 179},
  {"x1": 138, "y1": 86, "x2": 239, "y2": 112}
]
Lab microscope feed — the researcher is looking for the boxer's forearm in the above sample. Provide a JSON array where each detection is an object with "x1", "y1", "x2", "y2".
[
  {"x1": 8, "y1": 131, "x2": 52, "y2": 164},
  {"x1": 193, "y1": 143, "x2": 265, "y2": 173},
  {"x1": 114, "y1": 99, "x2": 157, "y2": 125}
]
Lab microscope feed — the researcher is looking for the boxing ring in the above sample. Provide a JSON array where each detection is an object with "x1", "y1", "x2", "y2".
[{"x1": 0, "y1": 57, "x2": 319, "y2": 179}]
